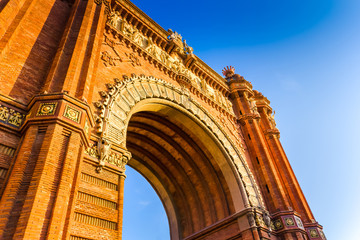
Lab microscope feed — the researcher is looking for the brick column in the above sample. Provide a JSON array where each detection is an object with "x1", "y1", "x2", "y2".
[
  {"x1": 117, "y1": 174, "x2": 126, "y2": 239},
  {"x1": 228, "y1": 76, "x2": 291, "y2": 214},
  {"x1": 0, "y1": 93, "x2": 93, "y2": 239}
]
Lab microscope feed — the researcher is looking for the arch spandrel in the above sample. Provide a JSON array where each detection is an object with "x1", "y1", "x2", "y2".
[{"x1": 94, "y1": 75, "x2": 265, "y2": 213}]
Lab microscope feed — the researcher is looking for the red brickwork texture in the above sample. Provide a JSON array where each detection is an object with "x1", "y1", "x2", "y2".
[{"x1": 0, "y1": 0, "x2": 322, "y2": 239}]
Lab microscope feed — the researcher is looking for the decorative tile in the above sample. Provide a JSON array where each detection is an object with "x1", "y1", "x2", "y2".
[
  {"x1": 37, "y1": 102, "x2": 57, "y2": 116},
  {"x1": 309, "y1": 229, "x2": 319, "y2": 238},
  {"x1": 63, "y1": 105, "x2": 82, "y2": 123},
  {"x1": 294, "y1": 216, "x2": 304, "y2": 229},
  {"x1": 273, "y1": 219, "x2": 283, "y2": 230},
  {"x1": 284, "y1": 217, "x2": 295, "y2": 226}
]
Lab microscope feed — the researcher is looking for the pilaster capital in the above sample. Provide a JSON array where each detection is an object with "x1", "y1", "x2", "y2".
[
  {"x1": 237, "y1": 113, "x2": 261, "y2": 125},
  {"x1": 264, "y1": 129, "x2": 280, "y2": 139}
]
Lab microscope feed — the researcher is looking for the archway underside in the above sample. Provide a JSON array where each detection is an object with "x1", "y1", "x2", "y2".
[{"x1": 126, "y1": 111, "x2": 236, "y2": 239}]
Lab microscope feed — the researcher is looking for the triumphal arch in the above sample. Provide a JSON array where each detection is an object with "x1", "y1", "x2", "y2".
[{"x1": 0, "y1": 0, "x2": 325, "y2": 239}]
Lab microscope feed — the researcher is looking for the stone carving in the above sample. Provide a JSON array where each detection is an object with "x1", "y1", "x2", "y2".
[
  {"x1": 125, "y1": 52, "x2": 141, "y2": 66},
  {"x1": 249, "y1": 99, "x2": 258, "y2": 114},
  {"x1": 85, "y1": 140, "x2": 131, "y2": 171},
  {"x1": 0, "y1": 105, "x2": 10, "y2": 121},
  {"x1": 105, "y1": 18, "x2": 231, "y2": 104},
  {"x1": 263, "y1": 212, "x2": 271, "y2": 228},
  {"x1": 167, "y1": 29, "x2": 182, "y2": 41},
  {"x1": 255, "y1": 214, "x2": 266, "y2": 227},
  {"x1": 183, "y1": 39, "x2": 193, "y2": 55},
  {"x1": 96, "y1": 138, "x2": 111, "y2": 172},
  {"x1": 132, "y1": 29, "x2": 144, "y2": 46},
  {"x1": 8, "y1": 110, "x2": 23, "y2": 126},
  {"x1": 108, "y1": 11, "x2": 121, "y2": 29},
  {"x1": 268, "y1": 110, "x2": 276, "y2": 129},
  {"x1": 247, "y1": 212, "x2": 256, "y2": 227},
  {"x1": 0, "y1": 104, "x2": 25, "y2": 127},
  {"x1": 101, "y1": 51, "x2": 122, "y2": 67},
  {"x1": 94, "y1": 75, "x2": 265, "y2": 208},
  {"x1": 123, "y1": 20, "x2": 135, "y2": 38}
]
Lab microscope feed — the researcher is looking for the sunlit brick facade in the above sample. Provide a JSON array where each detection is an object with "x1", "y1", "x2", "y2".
[{"x1": 0, "y1": 0, "x2": 324, "y2": 239}]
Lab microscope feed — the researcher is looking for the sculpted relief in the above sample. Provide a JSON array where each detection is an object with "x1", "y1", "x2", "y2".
[{"x1": 104, "y1": 10, "x2": 233, "y2": 113}]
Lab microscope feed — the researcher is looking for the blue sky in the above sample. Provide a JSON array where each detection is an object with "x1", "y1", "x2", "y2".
[{"x1": 123, "y1": 1, "x2": 360, "y2": 239}]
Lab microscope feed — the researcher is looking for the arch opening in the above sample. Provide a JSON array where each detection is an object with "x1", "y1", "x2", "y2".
[
  {"x1": 125, "y1": 101, "x2": 244, "y2": 239},
  {"x1": 123, "y1": 166, "x2": 170, "y2": 240}
]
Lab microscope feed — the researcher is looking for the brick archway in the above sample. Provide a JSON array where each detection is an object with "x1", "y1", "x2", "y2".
[{"x1": 95, "y1": 74, "x2": 266, "y2": 239}]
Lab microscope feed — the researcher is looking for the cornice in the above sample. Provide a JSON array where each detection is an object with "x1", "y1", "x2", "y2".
[{"x1": 113, "y1": 0, "x2": 230, "y2": 95}]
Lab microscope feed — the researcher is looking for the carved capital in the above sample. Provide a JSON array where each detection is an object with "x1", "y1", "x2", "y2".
[
  {"x1": 264, "y1": 129, "x2": 280, "y2": 139},
  {"x1": 237, "y1": 113, "x2": 260, "y2": 125}
]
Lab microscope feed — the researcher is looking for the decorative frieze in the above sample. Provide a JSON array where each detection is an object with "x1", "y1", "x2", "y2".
[
  {"x1": 103, "y1": 14, "x2": 233, "y2": 112},
  {"x1": 0, "y1": 104, "x2": 25, "y2": 128}
]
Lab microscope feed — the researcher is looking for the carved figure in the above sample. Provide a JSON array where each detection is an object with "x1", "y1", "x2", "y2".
[
  {"x1": 269, "y1": 110, "x2": 276, "y2": 128},
  {"x1": 168, "y1": 29, "x2": 182, "y2": 41},
  {"x1": 132, "y1": 29, "x2": 143, "y2": 46},
  {"x1": 206, "y1": 84, "x2": 215, "y2": 99},
  {"x1": 249, "y1": 99, "x2": 257, "y2": 114},
  {"x1": 123, "y1": 21, "x2": 134, "y2": 38},
  {"x1": 183, "y1": 39, "x2": 193, "y2": 55},
  {"x1": 0, "y1": 105, "x2": 9, "y2": 121},
  {"x1": 8, "y1": 111, "x2": 23, "y2": 126},
  {"x1": 145, "y1": 38, "x2": 157, "y2": 56},
  {"x1": 108, "y1": 11, "x2": 121, "y2": 29},
  {"x1": 263, "y1": 212, "x2": 271, "y2": 228},
  {"x1": 96, "y1": 138, "x2": 111, "y2": 172},
  {"x1": 247, "y1": 212, "x2": 256, "y2": 227}
]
